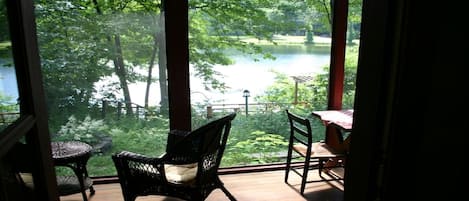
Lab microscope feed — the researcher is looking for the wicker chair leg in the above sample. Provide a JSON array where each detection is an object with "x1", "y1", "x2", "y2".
[{"x1": 220, "y1": 185, "x2": 237, "y2": 201}]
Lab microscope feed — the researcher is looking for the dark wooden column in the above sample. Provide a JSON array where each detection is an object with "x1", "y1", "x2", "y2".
[
  {"x1": 2, "y1": 0, "x2": 59, "y2": 200},
  {"x1": 164, "y1": 0, "x2": 191, "y2": 131},
  {"x1": 327, "y1": 0, "x2": 349, "y2": 110}
]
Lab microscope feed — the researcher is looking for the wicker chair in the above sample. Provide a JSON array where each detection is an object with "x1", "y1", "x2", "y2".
[{"x1": 112, "y1": 113, "x2": 237, "y2": 201}]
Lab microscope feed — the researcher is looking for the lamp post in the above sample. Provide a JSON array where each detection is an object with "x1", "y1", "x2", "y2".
[{"x1": 242, "y1": 89, "x2": 250, "y2": 116}]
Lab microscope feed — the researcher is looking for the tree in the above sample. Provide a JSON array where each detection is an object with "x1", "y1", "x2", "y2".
[
  {"x1": 90, "y1": 0, "x2": 287, "y2": 116},
  {"x1": 0, "y1": 3, "x2": 10, "y2": 43},
  {"x1": 91, "y1": 0, "x2": 165, "y2": 116},
  {"x1": 35, "y1": 1, "x2": 113, "y2": 125},
  {"x1": 35, "y1": 0, "x2": 362, "y2": 124},
  {"x1": 347, "y1": 0, "x2": 363, "y2": 43},
  {"x1": 188, "y1": 0, "x2": 281, "y2": 92},
  {"x1": 38, "y1": 0, "x2": 285, "y2": 117},
  {"x1": 37, "y1": 0, "x2": 165, "y2": 119},
  {"x1": 0, "y1": 3, "x2": 14, "y2": 64}
]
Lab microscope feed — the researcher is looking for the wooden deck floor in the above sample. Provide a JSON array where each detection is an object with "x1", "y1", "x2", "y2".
[{"x1": 60, "y1": 169, "x2": 344, "y2": 201}]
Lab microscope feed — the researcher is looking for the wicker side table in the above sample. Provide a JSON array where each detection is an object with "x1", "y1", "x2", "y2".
[{"x1": 51, "y1": 141, "x2": 95, "y2": 201}]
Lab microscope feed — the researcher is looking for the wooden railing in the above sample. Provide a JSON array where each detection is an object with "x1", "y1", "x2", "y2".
[
  {"x1": 99, "y1": 100, "x2": 158, "y2": 120},
  {"x1": 206, "y1": 102, "x2": 310, "y2": 118},
  {"x1": 97, "y1": 99, "x2": 312, "y2": 120}
]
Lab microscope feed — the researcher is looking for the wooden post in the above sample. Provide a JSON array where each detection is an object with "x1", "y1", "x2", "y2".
[
  {"x1": 327, "y1": 0, "x2": 348, "y2": 110},
  {"x1": 294, "y1": 81, "x2": 298, "y2": 104},
  {"x1": 207, "y1": 106, "x2": 213, "y2": 119},
  {"x1": 135, "y1": 105, "x2": 140, "y2": 119},
  {"x1": 117, "y1": 102, "x2": 122, "y2": 120},
  {"x1": 101, "y1": 100, "x2": 107, "y2": 119},
  {"x1": 165, "y1": 0, "x2": 191, "y2": 131}
]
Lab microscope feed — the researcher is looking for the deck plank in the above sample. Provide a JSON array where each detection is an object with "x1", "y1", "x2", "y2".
[{"x1": 60, "y1": 169, "x2": 343, "y2": 201}]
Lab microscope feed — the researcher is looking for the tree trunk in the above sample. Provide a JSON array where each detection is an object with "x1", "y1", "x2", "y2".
[
  {"x1": 145, "y1": 32, "x2": 158, "y2": 109},
  {"x1": 92, "y1": 0, "x2": 133, "y2": 116},
  {"x1": 112, "y1": 35, "x2": 134, "y2": 116},
  {"x1": 157, "y1": 12, "x2": 169, "y2": 116}
]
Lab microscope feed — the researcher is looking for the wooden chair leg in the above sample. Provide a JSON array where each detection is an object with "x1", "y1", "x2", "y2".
[
  {"x1": 284, "y1": 149, "x2": 292, "y2": 183},
  {"x1": 319, "y1": 158, "x2": 324, "y2": 177},
  {"x1": 300, "y1": 157, "x2": 310, "y2": 195}
]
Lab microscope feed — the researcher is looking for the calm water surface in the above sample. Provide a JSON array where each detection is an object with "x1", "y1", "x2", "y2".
[{"x1": 1, "y1": 45, "x2": 331, "y2": 106}]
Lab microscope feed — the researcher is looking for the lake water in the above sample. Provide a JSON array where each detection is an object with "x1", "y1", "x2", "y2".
[
  {"x1": 0, "y1": 59, "x2": 19, "y2": 104},
  {"x1": 1, "y1": 46, "x2": 331, "y2": 107},
  {"x1": 188, "y1": 53, "x2": 330, "y2": 105},
  {"x1": 130, "y1": 45, "x2": 331, "y2": 106}
]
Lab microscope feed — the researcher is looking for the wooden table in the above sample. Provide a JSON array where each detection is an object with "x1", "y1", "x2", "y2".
[
  {"x1": 311, "y1": 109, "x2": 353, "y2": 131},
  {"x1": 311, "y1": 109, "x2": 353, "y2": 153},
  {"x1": 51, "y1": 141, "x2": 95, "y2": 201}
]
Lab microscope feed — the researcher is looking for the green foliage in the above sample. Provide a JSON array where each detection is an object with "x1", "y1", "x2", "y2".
[
  {"x1": 188, "y1": 0, "x2": 283, "y2": 92},
  {"x1": 0, "y1": 91, "x2": 19, "y2": 130},
  {"x1": 343, "y1": 45, "x2": 359, "y2": 108},
  {"x1": 0, "y1": 41, "x2": 11, "y2": 59},
  {"x1": 256, "y1": 45, "x2": 359, "y2": 110},
  {"x1": 106, "y1": 117, "x2": 168, "y2": 156},
  {"x1": 224, "y1": 130, "x2": 288, "y2": 165},
  {"x1": 35, "y1": 1, "x2": 113, "y2": 124},
  {"x1": 254, "y1": 70, "x2": 328, "y2": 110},
  {"x1": 0, "y1": 91, "x2": 18, "y2": 112},
  {"x1": 36, "y1": 0, "x2": 362, "y2": 128},
  {"x1": 305, "y1": 0, "x2": 333, "y2": 33},
  {"x1": 83, "y1": 116, "x2": 169, "y2": 176},
  {"x1": 0, "y1": 2, "x2": 10, "y2": 43},
  {"x1": 268, "y1": 1, "x2": 308, "y2": 35},
  {"x1": 84, "y1": 107, "x2": 328, "y2": 176},
  {"x1": 238, "y1": 111, "x2": 290, "y2": 139},
  {"x1": 54, "y1": 115, "x2": 109, "y2": 145}
]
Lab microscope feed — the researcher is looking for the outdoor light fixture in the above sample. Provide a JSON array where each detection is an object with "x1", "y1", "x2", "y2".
[
  {"x1": 242, "y1": 89, "x2": 250, "y2": 98},
  {"x1": 242, "y1": 90, "x2": 250, "y2": 116}
]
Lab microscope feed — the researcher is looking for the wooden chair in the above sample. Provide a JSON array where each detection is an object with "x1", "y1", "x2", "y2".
[
  {"x1": 284, "y1": 110, "x2": 345, "y2": 195},
  {"x1": 112, "y1": 113, "x2": 237, "y2": 201}
]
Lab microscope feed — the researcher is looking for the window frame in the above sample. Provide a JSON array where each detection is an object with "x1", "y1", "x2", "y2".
[{"x1": 0, "y1": 0, "x2": 58, "y2": 200}]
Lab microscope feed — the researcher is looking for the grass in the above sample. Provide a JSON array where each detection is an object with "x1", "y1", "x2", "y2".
[
  {"x1": 0, "y1": 41, "x2": 11, "y2": 49},
  {"x1": 0, "y1": 41, "x2": 12, "y2": 58},
  {"x1": 234, "y1": 34, "x2": 332, "y2": 46}
]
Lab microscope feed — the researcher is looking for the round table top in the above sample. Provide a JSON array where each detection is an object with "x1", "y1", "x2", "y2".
[{"x1": 51, "y1": 141, "x2": 92, "y2": 160}]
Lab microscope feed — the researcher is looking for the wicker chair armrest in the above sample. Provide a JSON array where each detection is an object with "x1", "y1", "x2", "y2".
[
  {"x1": 114, "y1": 151, "x2": 164, "y2": 164},
  {"x1": 168, "y1": 129, "x2": 191, "y2": 137}
]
